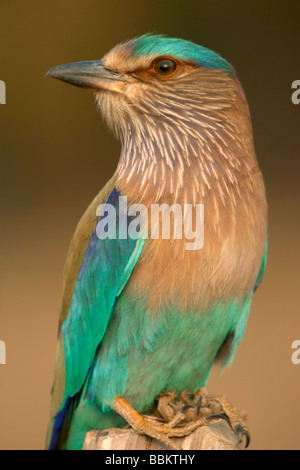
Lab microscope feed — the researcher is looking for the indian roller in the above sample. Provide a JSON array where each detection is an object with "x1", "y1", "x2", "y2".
[{"x1": 46, "y1": 34, "x2": 268, "y2": 450}]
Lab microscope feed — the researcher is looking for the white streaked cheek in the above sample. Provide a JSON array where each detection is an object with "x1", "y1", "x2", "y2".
[
  {"x1": 94, "y1": 92, "x2": 134, "y2": 136},
  {"x1": 124, "y1": 81, "x2": 150, "y2": 104}
]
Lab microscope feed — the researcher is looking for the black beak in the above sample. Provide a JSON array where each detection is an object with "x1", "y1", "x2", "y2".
[{"x1": 46, "y1": 60, "x2": 124, "y2": 92}]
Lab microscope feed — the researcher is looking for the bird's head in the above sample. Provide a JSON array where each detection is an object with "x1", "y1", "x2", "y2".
[
  {"x1": 47, "y1": 35, "x2": 253, "y2": 197},
  {"x1": 46, "y1": 34, "x2": 240, "y2": 135}
]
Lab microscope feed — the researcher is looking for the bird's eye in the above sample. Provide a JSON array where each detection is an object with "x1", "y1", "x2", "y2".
[{"x1": 154, "y1": 58, "x2": 177, "y2": 77}]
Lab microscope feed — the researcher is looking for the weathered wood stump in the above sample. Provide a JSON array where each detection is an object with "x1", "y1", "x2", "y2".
[{"x1": 83, "y1": 419, "x2": 244, "y2": 450}]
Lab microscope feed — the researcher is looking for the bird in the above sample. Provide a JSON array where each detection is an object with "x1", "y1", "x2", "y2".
[{"x1": 45, "y1": 34, "x2": 268, "y2": 450}]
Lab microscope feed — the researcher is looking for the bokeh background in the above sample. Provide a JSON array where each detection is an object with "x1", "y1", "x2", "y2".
[{"x1": 0, "y1": 0, "x2": 299, "y2": 450}]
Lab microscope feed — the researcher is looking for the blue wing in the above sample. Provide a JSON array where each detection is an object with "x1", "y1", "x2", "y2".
[{"x1": 47, "y1": 187, "x2": 145, "y2": 449}]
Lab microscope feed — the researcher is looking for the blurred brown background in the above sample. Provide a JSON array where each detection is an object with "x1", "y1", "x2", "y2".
[{"x1": 0, "y1": 0, "x2": 299, "y2": 450}]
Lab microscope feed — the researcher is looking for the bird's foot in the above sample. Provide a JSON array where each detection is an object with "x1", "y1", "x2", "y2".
[
  {"x1": 203, "y1": 391, "x2": 250, "y2": 448},
  {"x1": 154, "y1": 388, "x2": 250, "y2": 448},
  {"x1": 114, "y1": 389, "x2": 249, "y2": 450},
  {"x1": 113, "y1": 396, "x2": 183, "y2": 450}
]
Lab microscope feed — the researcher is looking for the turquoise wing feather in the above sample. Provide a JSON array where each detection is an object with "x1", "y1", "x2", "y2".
[
  {"x1": 47, "y1": 187, "x2": 145, "y2": 449},
  {"x1": 254, "y1": 238, "x2": 268, "y2": 291}
]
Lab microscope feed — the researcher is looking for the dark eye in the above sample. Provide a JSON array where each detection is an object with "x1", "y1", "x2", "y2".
[{"x1": 154, "y1": 58, "x2": 177, "y2": 76}]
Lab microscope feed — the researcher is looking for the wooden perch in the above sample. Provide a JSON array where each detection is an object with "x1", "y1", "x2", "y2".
[
  {"x1": 83, "y1": 419, "x2": 244, "y2": 450},
  {"x1": 82, "y1": 389, "x2": 248, "y2": 450}
]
